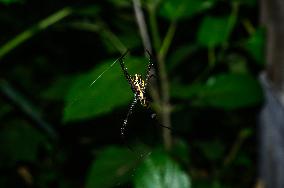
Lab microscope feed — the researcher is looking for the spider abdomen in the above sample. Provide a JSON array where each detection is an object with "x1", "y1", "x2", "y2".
[{"x1": 131, "y1": 74, "x2": 148, "y2": 107}]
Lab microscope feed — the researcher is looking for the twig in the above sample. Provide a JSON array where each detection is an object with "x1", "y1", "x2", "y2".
[
  {"x1": 0, "y1": 7, "x2": 72, "y2": 60},
  {"x1": 69, "y1": 21, "x2": 127, "y2": 53},
  {"x1": 0, "y1": 80, "x2": 58, "y2": 140},
  {"x1": 223, "y1": 129, "x2": 252, "y2": 166}
]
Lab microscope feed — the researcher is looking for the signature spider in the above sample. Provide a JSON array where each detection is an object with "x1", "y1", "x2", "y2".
[
  {"x1": 118, "y1": 50, "x2": 170, "y2": 149},
  {"x1": 118, "y1": 50, "x2": 154, "y2": 140}
]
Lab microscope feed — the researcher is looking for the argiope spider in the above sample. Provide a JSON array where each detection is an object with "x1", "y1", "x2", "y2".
[{"x1": 118, "y1": 50, "x2": 158, "y2": 146}]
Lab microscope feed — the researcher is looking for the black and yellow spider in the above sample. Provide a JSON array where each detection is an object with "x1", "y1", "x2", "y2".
[{"x1": 118, "y1": 50, "x2": 156, "y2": 141}]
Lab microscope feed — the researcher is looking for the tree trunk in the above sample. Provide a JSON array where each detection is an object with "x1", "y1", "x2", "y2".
[{"x1": 259, "y1": 0, "x2": 284, "y2": 187}]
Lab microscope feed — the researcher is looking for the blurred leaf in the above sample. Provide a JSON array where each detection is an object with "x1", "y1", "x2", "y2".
[
  {"x1": 245, "y1": 28, "x2": 265, "y2": 65},
  {"x1": 41, "y1": 76, "x2": 75, "y2": 100},
  {"x1": 172, "y1": 73, "x2": 263, "y2": 109},
  {"x1": 226, "y1": 54, "x2": 248, "y2": 74},
  {"x1": 159, "y1": 0, "x2": 215, "y2": 21},
  {"x1": 167, "y1": 44, "x2": 197, "y2": 71},
  {"x1": 196, "y1": 140, "x2": 225, "y2": 161},
  {"x1": 85, "y1": 146, "x2": 140, "y2": 188},
  {"x1": 75, "y1": 5, "x2": 100, "y2": 17},
  {"x1": 234, "y1": 152, "x2": 251, "y2": 167},
  {"x1": 171, "y1": 82, "x2": 203, "y2": 99},
  {"x1": 239, "y1": 128, "x2": 253, "y2": 139},
  {"x1": 197, "y1": 16, "x2": 234, "y2": 47},
  {"x1": 63, "y1": 56, "x2": 147, "y2": 122},
  {"x1": 198, "y1": 73, "x2": 263, "y2": 109},
  {"x1": 108, "y1": 0, "x2": 131, "y2": 7},
  {"x1": 0, "y1": 121, "x2": 46, "y2": 166},
  {"x1": 172, "y1": 139, "x2": 190, "y2": 165},
  {"x1": 134, "y1": 151, "x2": 191, "y2": 188},
  {"x1": 119, "y1": 32, "x2": 141, "y2": 51}
]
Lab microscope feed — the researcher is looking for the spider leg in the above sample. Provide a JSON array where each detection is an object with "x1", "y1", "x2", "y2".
[
  {"x1": 119, "y1": 50, "x2": 132, "y2": 85},
  {"x1": 121, "y1": 97, "x2": 138, "y2": 151},
  {"x1": 144, "y1": 50, "x2": 155, "y2": 88},
  {"x1": 150, "y1": 112, "x2": 172, "y2": 131}
]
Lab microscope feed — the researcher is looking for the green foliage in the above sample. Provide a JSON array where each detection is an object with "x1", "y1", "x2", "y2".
[
  {"x1": 86, "y1": 147, "x2": 140, "y2": 188},
  {"x1": 63, "y1": 56, "x2": 148, "y2": 122},
  {"x1": 159, "y1": 0, "x2": 215, "y2": 21},
  {"x1": 198, "y1": 73, "x2": 263, "y2": 109},
  {"x1": 245, "y1": 28, "x2": 265, "y2": 65},
  {"x1": 227, "y1": 54, "x2": 249, "y2": 74},
  {"x1": 167, "y1": 44, "x2": 197, "y2": 71},
  {"x1": 134, "y1": 151, "x2": 191, "y2": 188},
  {"x1": 42, "y1": 76, "x2": 75, "y2": 100},
  {"x1": 172, "y1": 73, "x2": 263, "y2": 109},
  {"x1": 0, "y1": 121, "x2": 46, "y2": 166},
  {"x1": 197, "y1": 16, "x2": 234, "y2": 47},
  {"x1": 75, "y1": 5, "x2": 100, "y2": 17}
]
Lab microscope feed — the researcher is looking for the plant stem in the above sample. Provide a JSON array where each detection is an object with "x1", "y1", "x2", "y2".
[
  {"x1": 149, "y1": 7, "x2": 161, "y2": 52},
  {"x1": 156, "y1": 22, "x2": 176, "y2": 150},
  {"x1": 157, "y1": 52, "x2": 172, "y2": 150},
  {"x1": 133, "y1": 0, "x2": 152, "y2": 52},
  {"x1": 223, "y1": 129, "x2": 252, "y2": 166},
  {"x1": 159, "y1": 22, "x2": 176, "y2": 59},
  {"x1": 0, "y1": 7, "x2": 72, "y2": 60},
  {"x1": 242, "y1": 19, "x2": 256, "y2": 35}
]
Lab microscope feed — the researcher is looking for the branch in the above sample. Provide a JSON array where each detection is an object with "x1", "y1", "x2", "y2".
[{"x1": 0, "y1": 7, "x2": 72, "y2": 60}]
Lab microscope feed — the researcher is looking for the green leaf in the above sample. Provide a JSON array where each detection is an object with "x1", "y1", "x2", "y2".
[
  {"x1": 197, "y1": 16, "x2": 233, "y2": 47},
  {"x1": 108, "y1": 0, "x2": 131, "y2": 7},
  {"x1": 41, "y1": 76, "x2": 75, "y2": 100},
  {"x1": 85, "y1": 146, "x2": 140, "y2": 188},
  {"x1": 75, "y1": 5, "x2": 100, "y2": 17},
  {"x1": 159, "y1": 0, "x2": 215, "y2": 21},
  {"x1": 0, "y1": 121, "x2": 46, "y2": 166},
  {"x1": 171, "y1": 83, "x2": 203, "y2": 99},
  {"x1": 171, "y1": 139, "x2": 190, "y2": 165},
  {"x1": 226, "y1": 54, "x2": 248, "y2": 74},
  {"x1": 234, "y1": 152, "x2": 251, "y2": 167},
  {"x1": 198, "y1": 73, "x2": 263, "y2": 109},
  {"x1": 63, "y1": 56, "x2": 147, "y2": 122},
  {"x1": 134, "y1": 151, "x2": 191, "y2": 188},
  {"x1": 167, "y1": 44, "x2": 198, "y2": 71},
  {"x1": 172, "y1": 73, "x2": 263, "y2": 109},
  {"x1": 245, "y1": 28, "x2": 265, "y2": 65}
]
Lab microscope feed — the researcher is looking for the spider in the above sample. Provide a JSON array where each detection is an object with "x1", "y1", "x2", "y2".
[{"x1": 118, "y1": 50, "x2": 159, "y2": 144}]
